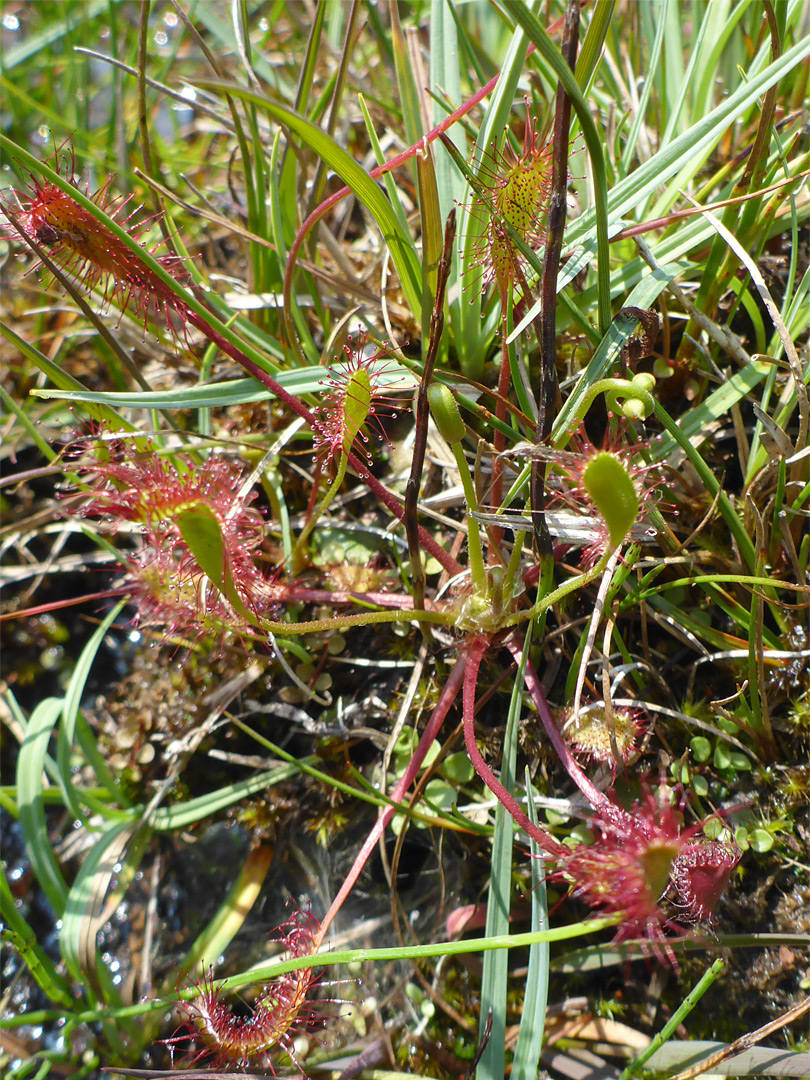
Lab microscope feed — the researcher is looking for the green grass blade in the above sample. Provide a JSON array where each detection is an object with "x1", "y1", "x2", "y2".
[
  {"x1": 511, "y1": 768, "x2": 549, "y2": 1080},
  {"x1": 58, "y1": 600, "x2": 129, "y2": 824},
  {"x1": 619, "y1": 959, "x2": 726, "y2": 1080},
  {"x1": 60, "y1": 818, "x2": 149, "y2": 1000},
  {"x1": 0, "y1": 320, "x2": 133, "y2": 429},
  {"x1": 13, "y1": 918, "x2": 618, "y2": 1030},
  {"x1": 390, "y1": 1, "x2": 426, "y2": 150},
  {"x1": 653, "y1": 401, "x2": 756, "y2": 571},
  {"x1": 619, "y1": 0, "x2": 667, "y2": 175},
  {"x1": 150, "y1": 762, "x2": 301, "y2": 830},
  {"x1": 32, "y1": 359, "x2": 415, "y2": 411},
  {"x1": 0, "y1": 869, "x2": 75, "y2": 1009},
  {"x1": 477, "y1": 624, "x2": 532, "y2": 1080},
  {"x1": 575, "y1": 0, "x2": 615, "y2": 89},
  {"x1": 17, "y1": 698, "x2": 69, "y2": 916},
  {"x1": 606, "y1": 35, "x2": 809, "y2": 224},
  {"x1": 358, "y1": 93, "x2": 415, "y2": 251},
  {"x1": 430, "y1": 0, "x2": 466, "y2": 227}
]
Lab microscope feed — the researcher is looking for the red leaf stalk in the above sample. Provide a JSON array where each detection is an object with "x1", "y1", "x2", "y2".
[
  {"x1": 513, "y1": 640, "x2": 613, "y2": 814},
  {"x1": 462, "y1": 636, "x2": 567, "y2": 857},
  {"x1": 314, "y1": 651, "x2": 469, "y2": 949}
]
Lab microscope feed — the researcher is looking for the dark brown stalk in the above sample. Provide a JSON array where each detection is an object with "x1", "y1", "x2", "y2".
[
  {"x1": 530, "y1": 0, "x2": 580, "y2": 556},
  {"x1": 405, "y1": 209, "x2": 457, "y2": 612}
]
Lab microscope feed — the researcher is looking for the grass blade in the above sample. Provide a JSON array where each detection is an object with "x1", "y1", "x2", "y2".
[
  {"x1": 477, "y1": 624, "x2": 532, "y2": 1080},
  {"x1": 16, "y1": 697, "x2": 69, "y2": 917},
  {"x1": 511, "y1": 768, "x2": 549, "y2": 1080}
]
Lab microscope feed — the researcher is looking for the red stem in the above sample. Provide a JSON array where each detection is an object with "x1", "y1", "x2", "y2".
[
  {"x1": 0, "y1": 587, "x2": 129, "y2": 623},
  {"x1": 462, "y1": 636, "x2": 567, "y2": 858},
  {"x1": 508, "y1": 639, "x2": 611, "y2": 814},
  {"x1": 314, "y1": 650, "x2": 469, "y2": 947}
]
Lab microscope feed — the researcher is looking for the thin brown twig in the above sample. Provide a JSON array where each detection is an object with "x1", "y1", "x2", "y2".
[{"x1": 669, "y1": 995, "x2": 810, "y2": 1080}]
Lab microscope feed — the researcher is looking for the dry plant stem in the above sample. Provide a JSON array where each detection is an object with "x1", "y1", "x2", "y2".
[
  {"x1": 611, "y1": 164, "x2": 810, "y2": 242},
  {"x1": 668, "y1": 995, "x2": 810, "y2": 1080},
  {"x1": 530, "y1": 0, "x2": 579, "y2": 557},
  {"x1": 313, "y1": 652, "x2": 469, "y2": 948},
  {"x1": 462, "y1": 636, "x2": 567, "y2": 857},
  {"x1": 634, "y1": 237, "x2": 752, "y2": 368},
  {"x1": 406, "y1": 208, "x2": 456, "y2": 613},
  {"x1": 511, "y1": 640, "x2": 612, "y2": 814}
]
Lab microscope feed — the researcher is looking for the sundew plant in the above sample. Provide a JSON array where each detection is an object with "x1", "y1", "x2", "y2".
[{"x1": 1, "y1": 3, "x2": 809, "y2": 1079}]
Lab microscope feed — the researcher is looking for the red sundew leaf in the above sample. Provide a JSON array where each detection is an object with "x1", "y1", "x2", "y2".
[
  {"x1": 465, "y1": 99, "x2": 554, "y2": 300},
  {"x1": 561, "y1": 783, "x2": 741, "y2": 964},
  {"x1": 1, "y1": 145, "x2": 191, "y2": 338},
  {"x1": 163, "y1": 906, "x2": 327, "y2": 1073},
  {"x1": 314, "y1": 330, "x2": 406, "y2": 466},
  {"x1": 72, "y1": 435, "x2": 271, "y2": 635}
]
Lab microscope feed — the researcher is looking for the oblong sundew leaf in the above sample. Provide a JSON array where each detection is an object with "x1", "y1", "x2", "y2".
[
  {"x1": 175, "y1": 505, "x2": 226, "y2": 592},
  {"x1": 342, "y1": 367, "x2": 373, "y2": 455},
  {"x1": 583, "y1": 452, "x2": 639, "y2": 549}
]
